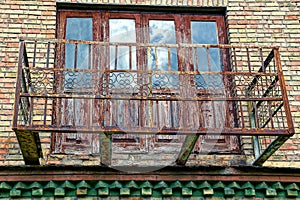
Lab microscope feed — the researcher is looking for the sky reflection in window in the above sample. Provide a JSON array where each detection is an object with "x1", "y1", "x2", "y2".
[
  {"x1": 191, "y1": 21, "x2": 221, "y2": 72},
  {"x1": 65, "y1": 18, "x2": 93, "y2": 90},
  {"x1": 191, "y1": 21, "x2": 222, "y2": 89},
  {"x1": 65, "y1": 18, "x2": 92, "y2": 70},
  {"x1": 149, "y1": 20, "x2": 177, "y2": 71},
  {"x1": 109, "y1": 19, "x2": 137, "y2": 70},
  {"x1": 149, "y1": 20, "x2": 178, "y2": 89}
]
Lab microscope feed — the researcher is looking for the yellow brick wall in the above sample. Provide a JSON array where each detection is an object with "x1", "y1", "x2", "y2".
[
  {"x1": 0, "y1": 0, "x2": 299, "y2": 167},
  {"x1": 226, "y1": 0, "x2": 300, "y2": 167},
  {"x1": 0, "y1": 0, "x2": 56, "y2": 165}
]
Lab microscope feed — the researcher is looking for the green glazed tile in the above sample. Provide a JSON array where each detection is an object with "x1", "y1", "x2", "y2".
[
  {"x1": 54, "y1": 188, "x2": 65, "y2": 196},
  {"x1": 61, "y1": 181, "x2": 76, "y2": 189},
  {"x1": 170, "y1": 181, "x2": 182, "y2": 189},
  {"x1": 287, "y1": 189, "x2": 298, "y2": 197},
  {"x1": 245, "y1": 188, "x2": 255, "y2": 196},
  {"x1": 182, "y1": 188, "x2": 192, "y2": 196},
  {"x1": 98, "y1": 188, "x2": 109, "y2": 196},
  {"x1": 140, "y1": 181, "x2": 153, "y2": 189},
  {"x1": 32, "y1": 188, "x2": 43, "y2": 196},
  {"x1": 224, "y1": 188, "x2": 235, "y2": 196},
  {"x1": 10, "y1": 189, "x2": 21, "y2": 197},
  {"x1": 30, "y1": 182, "x2": 42, "y2": 189},
  {"x1": 154, "y1": 181, "x2": 168, "y2": 189},
  {"x1": 228, "y1": 182, "x2": 240, "y2": 189},
  {"x1": 162, "y1": 188, "x2": 172, "y2": 196},
  {"x1": 14, "y1": 182, "x2": 27, "y2": 189},
  {"x1": 199, "y1": 181, "x2": 211, "y2": 189},
  {"x1": 142, "y1": 188, "x2": 152, "y2": 196},
  {"x1": 242, "y1": 182, "x2": 254, "y2": 189},
  {"x1": 203, "y1": 188, "x2": 214, "y2": 196},
  {"x1": 272, "y1": 182, "x2": 284, "y2": 190},
  {"x1": 125, "y1": 181, "x2": 139, "y2": 189},
  {"x1": 95, "y1": 181, "x2": 109, "y2": 189},
  {"x1": 286, "y1": 183, "x2": 300, "y2": 190},
  {"x1": 266, "y1": 188, "x2": 277, "y2": 197},
  {"x1": 44, "y1": 181, "x2": 58, "y2": 189},
  {"x1": 110, "y1": 181, "x2": 122, "y2": 189},
  {"x1": 120, "y1": 188, "x2": 130, "y2": 196},
  {"x1": 213, "y1": 181, "x2": 225, "y2": 189},
  {"x1": 0, "y1": 182, "x2": 11, "y2": 190},
  {"x1": 255, "y1": 182, "x2": 268, "y2": 190},
  {"x1": 77, "y1": 181, "x2": 91, "y2": 189},
  {"x1": 185, "y1": 181, "x2": 197, "y2": 189}
]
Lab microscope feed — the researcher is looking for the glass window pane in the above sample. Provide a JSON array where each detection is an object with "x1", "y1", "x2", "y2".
[
  {"x1": 65, "y1": 18, "x2": 93, "y2": 91},
  {"x1": 149, "y1": 20, "x2": 178, "y2": 89},
  {"x1": 191, "y1": 21, "x2": 218, "y2": 44},
  {"x1": 109, "y1": 19, "x2": 140, "y2": 150},
  {"x1": 191, "y1": 21, "x2": 221, "y2": 72},
  {"x1": 65, "y1": 18, "x2": 92, "y2": 70},
  {"x1": 191, "y1": 21, "x2": 222, "y2": 89},
  {"x1": 109, "y1": 19, "x2": 136, "y2": 70},
  {"x1": 149, "y1": 20, "x2": 177, "y2": 71}
]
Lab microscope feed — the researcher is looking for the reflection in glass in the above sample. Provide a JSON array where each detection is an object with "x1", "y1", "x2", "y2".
[
  {"x1": 191, "y1": 21, "x2": 222, "y2": 89},
  {"x1": 66, "y1": 18, "x2": 92, "y2": 69},
  {"x1": 62, "y1": 18, "x2": 96, "y2": 154},
  {"x1": 149, "y1": 20, "x2": 178, "y2": 88},
  {"x1": 108, "y1": 19, "x2": 140, "y2": 149},
  {"x1": 109, "y1": 19, "x2": 136, "y2": 70},
  {"x1": 65, "y1": 18, "x2": 93, "y2": 90},
  {"x1": 149, "y1": 20, "x2": 180, "y2": 143}
]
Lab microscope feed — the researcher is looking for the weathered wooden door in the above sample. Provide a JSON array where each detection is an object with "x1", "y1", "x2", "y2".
[
  {"x1": 183, "y1": 16, "x2": 240, "y2": 154},
  {"x1": 53, "y1": 10, "x2": 240, "y2": 156},
  {"x1": 53, "y1": 11, "x2": 100, "y2": 154}
]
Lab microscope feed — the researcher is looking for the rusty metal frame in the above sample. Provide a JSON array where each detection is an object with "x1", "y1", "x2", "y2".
[
  {"x1": 12, "y1": 39, "x2": 295, "y2": 166},
  {"x1": 252, "y1": 48, "x2": 295, "y2": 165},
  {"x1": 12, "y1": 41, "x2": 43, "y2": 165}
]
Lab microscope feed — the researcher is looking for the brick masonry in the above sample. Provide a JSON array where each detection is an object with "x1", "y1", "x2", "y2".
[{"x1": 0, "y1": 0, "x2": 299, "y2": 167}]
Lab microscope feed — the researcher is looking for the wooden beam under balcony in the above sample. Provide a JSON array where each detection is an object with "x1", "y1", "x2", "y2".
[
  {"x1": 14, "y1": 130, "x2": 42, "y2": 165},
  {"x1": 252, "y1": 135, "x2": 291, "y2": 166},
  {"x1": 176, "y1": 135, "x2": 199, "y2": 165},
  {"x1": 100, "y1": 133, "x2": 112, "y2": 166}
]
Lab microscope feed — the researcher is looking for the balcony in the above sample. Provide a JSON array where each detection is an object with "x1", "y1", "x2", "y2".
[{"x1": 13, "y1": 39, "x2": 294, "y2": 165}]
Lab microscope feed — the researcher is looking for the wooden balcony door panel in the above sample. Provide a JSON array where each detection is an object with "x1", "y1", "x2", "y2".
[
  {"x1": 53, "y1": 11, "x2": 100, "y2": 154},
  {"x1": 185, "y1": 16, "x2": 240, "y2": 154},
  {"x1": 145, "y1": 15, "x2": 186, "y2": 150},
  {"x1": 193, "y1": 101, "x2": 240, "y2": 153},
  {"x1": 105, "y1": 15, "x2": 148, "y2": 153}
]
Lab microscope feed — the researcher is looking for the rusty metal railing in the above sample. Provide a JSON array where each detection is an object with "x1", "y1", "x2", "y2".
[{"x1": 13, "y1": 39, "x2": 294, "y2": 165}]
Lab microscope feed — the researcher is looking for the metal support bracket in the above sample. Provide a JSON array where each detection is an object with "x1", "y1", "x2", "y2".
[{"x1": 252, "y1": 135, "x2": 290, "y2": 166}]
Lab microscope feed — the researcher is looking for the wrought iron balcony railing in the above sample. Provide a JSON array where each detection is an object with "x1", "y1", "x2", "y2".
[{"x1": 13, "y1": 39, "x2": 294, "y2": 165}]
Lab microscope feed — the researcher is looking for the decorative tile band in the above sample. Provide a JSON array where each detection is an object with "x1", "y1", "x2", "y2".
[{"x1": 0, "y1": 180, "x2": 299, "y2": 198}]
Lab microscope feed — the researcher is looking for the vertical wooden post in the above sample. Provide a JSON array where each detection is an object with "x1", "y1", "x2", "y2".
[{"x1": 100, "y1": 133, "x2": 112, "y2": 166}]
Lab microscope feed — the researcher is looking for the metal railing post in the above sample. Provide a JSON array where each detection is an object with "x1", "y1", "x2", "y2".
[
  {"x1": 274, "y1": 47, "x2": 295, "y2": 135},
  {"x1": 12, "y1": 41, "x2": 25, "y2": 129}
]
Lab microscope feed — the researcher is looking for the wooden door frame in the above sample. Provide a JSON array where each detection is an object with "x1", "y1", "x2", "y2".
[{"x1": 52, "y1": 9, "x2": 240, "y2": 156}]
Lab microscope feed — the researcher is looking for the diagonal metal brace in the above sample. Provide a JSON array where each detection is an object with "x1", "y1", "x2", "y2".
[{"x1": 252, "y1": 135, "x2": 291, "y2": 166}]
